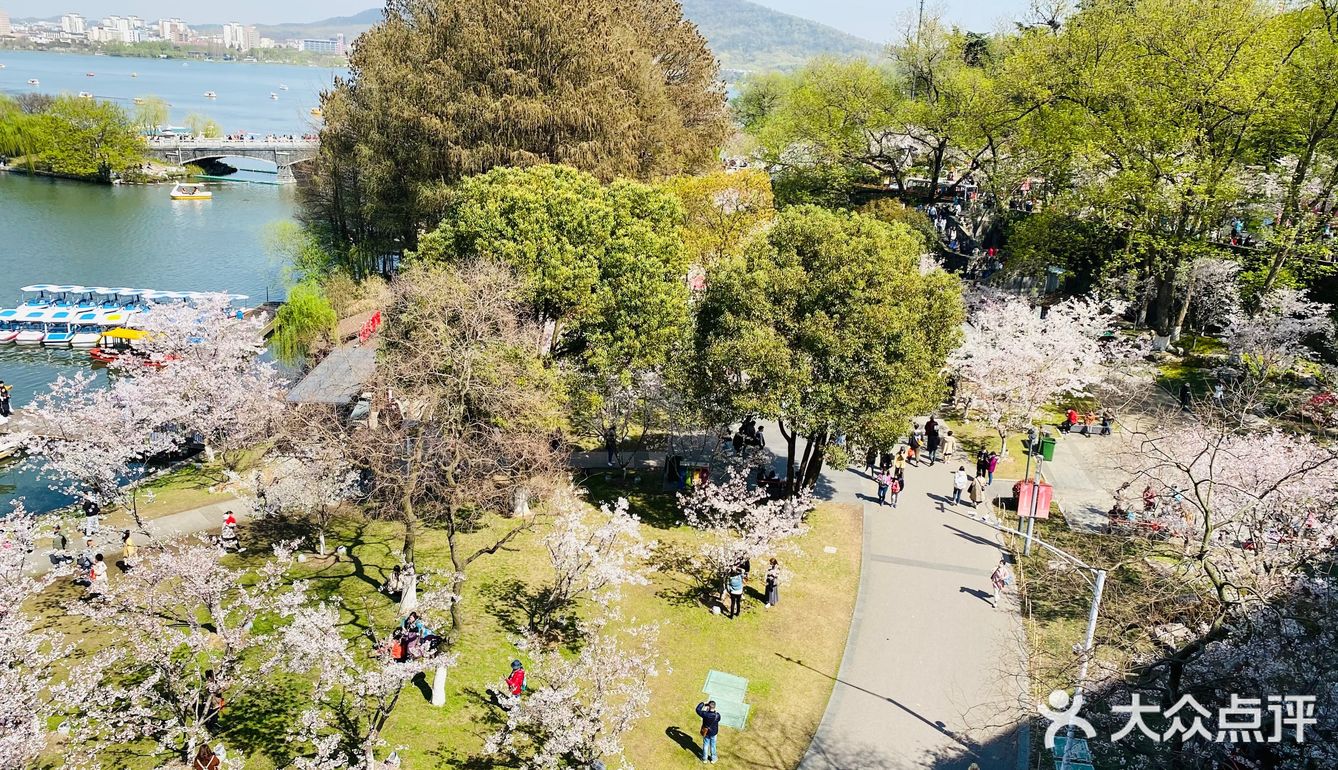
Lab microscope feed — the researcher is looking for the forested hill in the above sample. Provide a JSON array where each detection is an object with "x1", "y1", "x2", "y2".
[
  {"x1": 248, "y1": 1, "x2": 883, "y2": 75},
  {"x1": 680, "y1": 0, "x2": 884, "y2": 74}
]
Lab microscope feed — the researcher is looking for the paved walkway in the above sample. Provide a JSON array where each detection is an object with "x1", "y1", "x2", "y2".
[
  {"x1": 800, "y1": 451, "x2": 1029, "y2": 770},
  {"x1": 23, "y1": 498, "x2": 244, "y2": 575},
  {"x1": 1042, "y1": 370, "x2": 1186, "y2": 532}
]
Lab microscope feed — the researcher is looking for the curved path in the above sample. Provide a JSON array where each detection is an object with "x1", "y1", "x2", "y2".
[{"x1": 798, "y1": 452, "x2": 1029, "y2": 770}]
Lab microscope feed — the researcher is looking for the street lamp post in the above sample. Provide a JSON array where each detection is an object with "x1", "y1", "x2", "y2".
[
  {"x1": 946, "y1": 506, "x2": 1106, "y2": 770},
  {"x1": 1020, "y1": 424, "x2": 1045, "y2": 556}
]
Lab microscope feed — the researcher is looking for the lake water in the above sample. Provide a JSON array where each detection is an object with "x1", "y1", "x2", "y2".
[
  {"x1": 0, "y1": 49, "x2": 342, "y2": 136},
  {"x1": 0, "y1": 51, "x2": 315, "y2": 512}
]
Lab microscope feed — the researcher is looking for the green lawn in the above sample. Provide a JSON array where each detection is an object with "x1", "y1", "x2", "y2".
[
  {"x1": 941, "y1": 418, "x2": 1029, "y2": 480},
  {"x1": 38, "y1": 485, "x2": 863, "y2": 770}
]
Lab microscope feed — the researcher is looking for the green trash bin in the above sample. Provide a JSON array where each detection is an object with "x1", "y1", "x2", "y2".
[{"x1": 1039, "y1": 435, "x2": 1057, "y2": 462}]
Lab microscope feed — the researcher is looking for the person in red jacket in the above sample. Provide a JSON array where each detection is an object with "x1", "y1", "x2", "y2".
[{"x1": 506, "y1": 659, "x2": 526, "y2": 697}]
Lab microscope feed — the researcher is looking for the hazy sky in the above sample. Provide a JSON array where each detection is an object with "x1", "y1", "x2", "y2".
[{"x1": 9, "y1": 0, "x2": 1032, "y2": 40}]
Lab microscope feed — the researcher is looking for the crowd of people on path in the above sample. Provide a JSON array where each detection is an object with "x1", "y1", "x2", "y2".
[
  {"x1": 854, "y1": 414, "x2": 1020, "y2": 613},
  {"x1": 863, "y1": 416, "x2": 1000, "y2": 512}
]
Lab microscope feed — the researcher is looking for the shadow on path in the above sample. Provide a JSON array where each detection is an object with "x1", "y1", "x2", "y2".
[
  {"x1": 776, "y1": 653, "x2": 980, "y2": 753},
  {"x1": 958, "y1": 586, "x2": 993, "y2": 604},
  {"x1": 942, "y1": 523, "x2": 1004, "y2": 550}
]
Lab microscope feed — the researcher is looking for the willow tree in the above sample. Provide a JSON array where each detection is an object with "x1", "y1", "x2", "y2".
[
  {"x1": 694, "y1": 206, "x2": 965, "y2": 494},
  {"x1": 302, "y1": 0, "x2": 729, "y2": 268}
]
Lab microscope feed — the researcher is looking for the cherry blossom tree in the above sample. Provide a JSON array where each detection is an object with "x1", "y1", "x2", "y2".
[
  {"x1": 271, "y1": 577, "x2": 459, "y2": 768},
  {"x1": 0, "y1": 503, "x2": 71, "y2": 769},
  {"x1": 241, "y1": 442, "x2": 360, "y2": 556},
  {"x1": 1179, "y1": 256, "x2": 1241, "y2": 339},
  {"x1": 1224, "y1": 288, "x2": 1334, "y2": 377},
  {"x1": 123, "y1": 294, "x2": 285, "y2": 464},
  {"x1": 1125, "y1": 421, "x2": 1338, "y2": 610},
  {"x1": 55, "y1": 537, "x2": 304, "y2": 767},
  {"x1": 484, "y1": 621, "x2": 664, "y2": 770},
  {"x1": 948, "y1": 292, "x2": 1127, "y2": 453},
  {"x1": 532, "y1": 493, "x2": 654, "y2": 636},
  {"x1": 23, "y1": 295, "x2": 285, "y2": 533},
  {"x1": 679, "y1": 466, "x2": 811, "y2": 592},
  {"x1": 23, "y1": 371, "x2": 180, "y2": 529}
]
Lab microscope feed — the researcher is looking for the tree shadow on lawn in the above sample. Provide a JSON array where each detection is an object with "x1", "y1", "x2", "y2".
[
  {"x1": 476, "y1": 577, "x2": 584, "y2": 648},
  {"x1": 426, "y1": 688, "x2": 520, "y2": 770},
  {"x1": 218, "y1": 676, "x2": 310, "y2": 768},
  {"x1": 649, "y1": 540, "x2": 717, "y2": 610},
  {"x1": 577, "y1": 468, "x2": 685, "y2": 530}
]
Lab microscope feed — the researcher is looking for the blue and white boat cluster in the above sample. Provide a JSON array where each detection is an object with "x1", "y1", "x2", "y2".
[{"x1": 0, "y1": 284, "x2": 249, "y2": 349}]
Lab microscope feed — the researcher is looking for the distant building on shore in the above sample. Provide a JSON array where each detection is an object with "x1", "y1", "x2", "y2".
[
  {"x1": 0, "y1": 10, "x2": 12, "y2": 38},
  {"x1": 61, "y1": 12, "x2": 86, "y2": 35},
  {"x1": 299, "y1": 33, "x2": 345, "y2": 55}
]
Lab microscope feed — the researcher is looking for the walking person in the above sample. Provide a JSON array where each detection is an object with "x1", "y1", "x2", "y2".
[
  {"x1": 864, "y1": 446, "x2": 878, "y2": 474},
  {"x1": 875, "y1": 468, "x2": 893, "y2": 506},
  {"x1": 951, "y1": 466, "x2": 970, "y2": 505},
  {"x1": 941, "y1": 430, "x2": 957, "y2": 462},
  {"x1": 696, "y1": 701, "x2": 722, "y2": 763},
  {"x1": 893, "y1": 448, "x2": 906, "y2": 474},
  {"x1": 968, "y1": 474, "x2": 985, "y2": 508},
  {"x1": 1179, "y1": 382, "x2": 1192, "y2": 410},
  {"x1": 908, "y1": 429, "x2": 922, "y2": 466},
  {"x1": 603, "y1": 426, "x2": 618, "y2": 466},
  {"x1": 82, "y1": 496, "x2": 100, "y2": 538},
  {"x1": 989, "y1": 558, "x2": 1014, "y2": 608},
  {"x1": 754, "y1": 426, "x2": 766, "y2": 450},
  {"x1": 975, "y1": 450, "x2": 989, "y2": 480},
  {"x1": 986, "y1": 451, "x2": 999, "y2": 485},
  {"x1": 725, "y1": 567, "x2": 744, "y2": 619},
  {"x1": 0, "y1": 380, "x2": 11, "y2": 418},
  {"x1": 888, "y1": 472, "x2": 902, "y2": 508},
  {"x1": 764, "y1": 558, "x2": 780, "y2": 607}
]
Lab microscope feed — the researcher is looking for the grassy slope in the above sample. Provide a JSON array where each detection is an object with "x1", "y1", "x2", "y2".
[{"x1": 37, "y1": 482, "x2": 862, "y2": 770}]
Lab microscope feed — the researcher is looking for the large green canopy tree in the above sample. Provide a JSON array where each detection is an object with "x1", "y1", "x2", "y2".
[
  {"x1": 412, "y1": 165, "x2": 694, "y2": 462},
  {"x1": 302, "y1": 0, "x2": 729, "y2": 271},
  {"x1": 695, "y1": 206, "x2": 964, "y2": 493},
  {"x1": 1015, "y1": 0, "x2": 1306, "y2": 335}
]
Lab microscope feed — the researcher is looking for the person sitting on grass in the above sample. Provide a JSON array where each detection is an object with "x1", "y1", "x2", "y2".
[
  {"x1": 398, "y1": 612, "x2": 436, "y2": 659},
  {"x1": 487, "y1": 659, "x2": 527, "y2": 710}
]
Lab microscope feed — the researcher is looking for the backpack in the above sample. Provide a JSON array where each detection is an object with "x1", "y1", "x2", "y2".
[{"x1": 889, "y1": 479, "x2": 901, "y2": 494}]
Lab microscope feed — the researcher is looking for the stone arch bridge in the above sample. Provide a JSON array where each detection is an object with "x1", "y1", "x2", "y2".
[{"x1": 143, "y1": 139, "x2": 319, "y2": 181}]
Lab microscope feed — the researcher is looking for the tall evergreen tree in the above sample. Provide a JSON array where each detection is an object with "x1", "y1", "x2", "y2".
[{"x1": 302, "y1": 0, "x2": 729, "y2": 272}]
